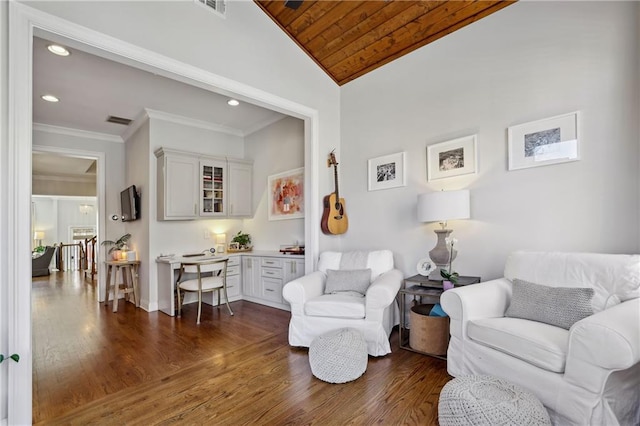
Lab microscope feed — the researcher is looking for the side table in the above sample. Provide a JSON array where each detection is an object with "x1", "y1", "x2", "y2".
[
  {"x1": 399, "y1": 274, "x2": 480, "y2": 359},
  {"x1": 104, "y1": 260, "x2": 141, "y2": 313}
]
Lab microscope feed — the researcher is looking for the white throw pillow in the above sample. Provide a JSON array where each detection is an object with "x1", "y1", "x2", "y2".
[{"x1": 324, "y1": 269, "x2": 372, "y2": 297}]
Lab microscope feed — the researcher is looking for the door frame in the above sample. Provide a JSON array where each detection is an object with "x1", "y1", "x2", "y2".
[{"x1": 7, "y1": 3, "x2": 320, "y2": 423}]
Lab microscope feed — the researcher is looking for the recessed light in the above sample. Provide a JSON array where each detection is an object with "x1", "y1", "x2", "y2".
[
  {"x1": 47, "y1": 44, "x2": 70, "y2": 57},
  {"x1": 41, "y1": 94, "x2": 59, "y2": 103},
  {"x1": 227, "y1": 99, "x2": 240, "y2": 106}
]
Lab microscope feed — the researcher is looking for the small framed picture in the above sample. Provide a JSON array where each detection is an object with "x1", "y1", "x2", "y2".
[
  {"x1": 267, "y1": 167, "x2": 304, "y2": 221},
  {"x1": 367, "y1": 152, "x2": 407, "y2": 191},
  {"x1": 508, "y1": 111, "x2": 580, "y2": 170},
  {"x1": 427, "y1": 135, "x2": 477, "y2": 181}
]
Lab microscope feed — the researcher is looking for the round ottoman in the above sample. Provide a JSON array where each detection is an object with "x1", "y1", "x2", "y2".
[
  {"x1": 438, "y1": 375, "x2": 551, "y2": 426},
  {"x1": 309, "y1": 328, "x2": 367, "y2": 384}
]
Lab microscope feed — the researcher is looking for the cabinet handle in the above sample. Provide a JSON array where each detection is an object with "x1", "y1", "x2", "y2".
[
  {"x1": 265, "y1": 288, "x2": 274, "y2": 292},
  {"x1": 230, "y1": 204, "x2": 234, "y2": 214},
  {"x1": 194, "y1": 203, "x2": 197, "y2": 215}
]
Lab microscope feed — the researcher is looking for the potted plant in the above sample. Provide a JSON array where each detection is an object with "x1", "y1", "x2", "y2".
[
  {"x1": 231, "y1": 231, "x2": 252, "y2": 250},
  {"x1": 101, "y1": 233, "x2": 131, "y2": 260},
  {"x1": 440, "y1": 237, "x2": 459, "y2": 290}
]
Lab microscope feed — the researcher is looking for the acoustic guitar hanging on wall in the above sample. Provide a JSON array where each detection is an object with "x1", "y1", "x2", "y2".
[{"x1": 321, "y1": 150, "x2": 349, "y2": 235}]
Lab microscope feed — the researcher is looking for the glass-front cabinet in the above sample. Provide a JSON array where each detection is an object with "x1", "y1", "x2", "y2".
[{"x1": 200, "y1": 159, "x2": 226, "y2": 216}]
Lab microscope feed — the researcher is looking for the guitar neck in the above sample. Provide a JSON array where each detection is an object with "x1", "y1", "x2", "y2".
[{"x1": 333, "y1": 164, "x2": 340, "y2": 200}]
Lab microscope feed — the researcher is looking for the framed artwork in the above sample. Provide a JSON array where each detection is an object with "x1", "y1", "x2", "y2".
[
  {"x1": 427, "y1": 134, "x2": 477, "y2": 181},
  {"x1": 268, "y1": 167, "x2": 304, "y2": 221},
  {"x1": 508, "y1": 111, "x2": 580, "y2": 170},
  {"x1": 368, "y1": 152, "x2": 407, "y2": 191}
]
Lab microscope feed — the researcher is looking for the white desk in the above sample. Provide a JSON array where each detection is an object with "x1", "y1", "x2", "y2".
[{"x1": 156, "y1": 254, "x2": 236, "y2": 316}]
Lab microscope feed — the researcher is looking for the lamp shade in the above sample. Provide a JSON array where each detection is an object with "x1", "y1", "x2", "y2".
[
  {"x1": 417, "y1": 190, "x2": 470, "y2": 223},
  {"x1": 215, "y1": 233, "x2": 227, "y2": 244},
  {"x1": 34, "y1": 231, "x2": 45, "y2": 240}
]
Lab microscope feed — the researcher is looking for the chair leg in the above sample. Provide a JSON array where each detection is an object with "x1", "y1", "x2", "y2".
[
  {"x1": 176, "y1": 287, "x2": 182, "y2": 318},
  {"x1": 222, "y1": 285, "x2": 234, "y2": 316},
  {"x1": 196, "y1": 291, "x2": 202, "y2": 324}
]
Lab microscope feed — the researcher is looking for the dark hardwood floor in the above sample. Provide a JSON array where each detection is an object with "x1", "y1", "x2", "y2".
[{"x1": 32, "y1": 271, "x2": 451, "y2": 424}]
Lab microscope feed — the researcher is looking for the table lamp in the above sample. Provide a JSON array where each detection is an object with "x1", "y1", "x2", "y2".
[
  {"x1": 34, "y1": 231, "x2": 45, "y2": 247},
  {"x1": 215, "y1": 233, "x2": 226, "y2": 254},
  {"x1": 417, "y1": 189, "x2": 470, "y2": 280}
]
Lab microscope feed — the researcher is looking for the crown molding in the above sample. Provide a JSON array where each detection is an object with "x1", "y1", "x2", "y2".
[
  {"x1": 144, "y1": 108, "x2": 244, "y2": 137},
  {"x1": 121, "y1": 109, "x2": 150, "y2": 142},
  {"x1": 33, "y1": 123, "x2": 124, "y2": 143},
  {"x1": 32, "y1": 174, "x2": 96, "y2": 183},
  {"x1": 243, "y1": 114, "x2": 288, "y2": 136}
]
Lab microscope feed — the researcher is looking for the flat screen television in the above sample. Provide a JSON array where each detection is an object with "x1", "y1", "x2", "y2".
[{"x1": 120, "y1": 185, "x2": 140, "y2": 222}]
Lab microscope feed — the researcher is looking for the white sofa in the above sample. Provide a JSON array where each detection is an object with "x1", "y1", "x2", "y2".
[
  {"x1": 282, "y1": 250, "x2": 403, "y2": 356},
  {"x1": 441, "y1": 251, "x2": 640, "y2": 425}
]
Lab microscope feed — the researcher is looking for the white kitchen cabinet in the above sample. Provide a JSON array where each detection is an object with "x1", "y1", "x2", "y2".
[
  {"x1": 222, "y1": 256, "x2": 241, "y2": 302},
  {"x1": 155, "y1": 148, "x2": 253, "y2": 221},
  {"x1": 155, "y1": 148, "x2": 199, "y2": 220},
  {"x1": 242, "y1": 256, "x2": 261, "y2": 298},
  {"x1": 227, "y1": 159, "x2": 253, "y2": 217},
  {"x1": 283, "y1": 258, "x2": 305, "y2": 284},
  {"x1": 200, "y1": 158, "x2": 227, "y2": 217}
]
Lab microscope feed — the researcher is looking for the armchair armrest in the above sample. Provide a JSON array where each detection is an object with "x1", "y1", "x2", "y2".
[
  {"x1": 440, "y1": 278, "x2": 512, "y2": 339},
  {"x1": 282, "y1": 271, "x2": 325, "y2": 313},
  {"x1": 366, "y1": 269, "x2": 403, "y2": 310},
  {"x1": 568, "y1": 298, "x2": 640, "y2": 370}
]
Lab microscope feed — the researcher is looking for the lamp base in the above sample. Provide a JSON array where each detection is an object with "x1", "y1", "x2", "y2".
[{"x1": 428, "y1": 229, "x2": 457, "y2": 280}]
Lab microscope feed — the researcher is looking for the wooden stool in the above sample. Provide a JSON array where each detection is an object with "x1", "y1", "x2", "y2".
[{"x1": 104, "y1": 260, "x2": 140, "y2": 313}]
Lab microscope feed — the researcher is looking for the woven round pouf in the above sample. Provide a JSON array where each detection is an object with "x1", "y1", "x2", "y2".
[
  {"x1": 309, "y1": 328, "x2": 367, "y2": 384},
  {"x1": 438, "y1": 375, "x2": 551, "y2": 426}
]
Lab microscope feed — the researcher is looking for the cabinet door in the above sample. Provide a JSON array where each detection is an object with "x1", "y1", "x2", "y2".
[
  {"x1": 159, "y1": 153, "x2": 199, "y2": 220},
  {"x1": 241, "y1": 256, "x2": 260, "y2": 297},
  {"x1": 200, "y1": 159, "x2": 227, "y2": 217},
  {"x1": 283, "y1": 259, "x2": 305, "y2": 284},
  {"x1": 224, "y1": 274, "x2": 241, "y2": 301},
  {"x1": 228, "y1": 159, "x2": 253, "y2": 217}
]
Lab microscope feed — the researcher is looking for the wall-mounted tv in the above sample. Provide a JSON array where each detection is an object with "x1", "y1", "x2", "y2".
[{"x1": 120, "y1": 185, "x2": 140, "y2": 222}]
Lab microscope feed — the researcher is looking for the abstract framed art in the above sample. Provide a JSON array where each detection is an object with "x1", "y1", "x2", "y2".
[
  {"x1": 508, "y1": 111, "x2": 580, "y2": 170},
  {"x1": 426, "y1": 134, "x2": 477, "y2": 181},
  {"x1": 367, "y1": 152, "x2": 407, "y2": 191},
  {"x1": 267, "y1": 167, "x2": 304, "y2": 221}
]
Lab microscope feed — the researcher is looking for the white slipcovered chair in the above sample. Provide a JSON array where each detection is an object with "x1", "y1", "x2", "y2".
[
  {"x1": 282, "y1": 250, "x2": 403, "y2": 356},
  {"x1": 441, "y1": 251, "x2": 640, "y2": 425}
]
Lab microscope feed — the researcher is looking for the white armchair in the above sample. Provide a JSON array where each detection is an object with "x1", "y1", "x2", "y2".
[
  {"x1": 283, "y1": 250, "x2": 403, "y2": 356},
  {"x1": 441, "y1": 251, "x2": 640, "y2": 425}
]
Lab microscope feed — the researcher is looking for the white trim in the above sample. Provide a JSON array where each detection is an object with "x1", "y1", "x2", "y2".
[
  {"x1": 8, "y1": 4, "x2": 321, "y2": 423},
  {"x1": 32, "y1": 174, "x2": 96, "y2": 183},
  {"x1": 32, "y1": 194, "x2": 97, "y2": 201},
  {"x1": 33, "y1": 122, "x2": 123, "y2": 143},
  {"x1": 121, "y1": 109, "x2": 149, "y2": 143},
  {"x1": 145, "y1": 108, "x2": 244, "y2": 137}
]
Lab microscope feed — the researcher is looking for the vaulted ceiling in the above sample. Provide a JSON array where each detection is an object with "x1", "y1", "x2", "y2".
[{"x1": 255, "y1": 0, "x2": 516, "y2": 85}]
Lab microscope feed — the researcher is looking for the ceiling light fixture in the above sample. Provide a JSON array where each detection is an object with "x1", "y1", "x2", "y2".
[
  {"x1": 47, "y1": 44, "x2": 70, "y2": 57},
  {"x1": 41, "y1": 94, "x2": 60, "y2": 103},
  {"x1": 227, "y1": 99, "x2": 240, "y2": 106}
]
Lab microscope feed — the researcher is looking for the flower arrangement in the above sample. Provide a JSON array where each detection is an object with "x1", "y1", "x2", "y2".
[
  {"x1": 440, "y1": 237, "x2": 459, "y2": 285},
  {"x1": 231, "y1": 231, "x2": 251, "y2": 249}
]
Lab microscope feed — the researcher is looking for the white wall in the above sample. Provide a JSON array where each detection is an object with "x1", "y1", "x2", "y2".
[
  {"x1": 244, "y1": 116, "x2": 305, "y2": 250},
  {"x1": 340, "y1": 1, "x2": 640, "y2": 281},
  {"x1": 32, "y1": 196, "x2": 97, "y2": 247},
  {"x1": 124, "y1": 120, "x2": 151, "y2": 307}
]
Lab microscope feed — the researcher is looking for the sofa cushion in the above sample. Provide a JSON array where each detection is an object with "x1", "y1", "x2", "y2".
[
  {"x1": 468, "y1": 317, "x2": 569, "y2": 373},
  {"x1": 324, "y1": 269, "x2": 371, "y2": 296},
  {"x1": 305, "y1": 294, "x2": 365, "y2": 319},
  {"x1": 504, "y1": 251, "x2": 640, "y2": 312},
  {"x1": 506, "y1": 279, "x2": 594, "y2": 329}
]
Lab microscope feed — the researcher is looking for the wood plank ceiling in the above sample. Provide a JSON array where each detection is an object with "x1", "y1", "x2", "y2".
[{"x1": 255, "y1": 0, "x2": 516, "y2": 86}]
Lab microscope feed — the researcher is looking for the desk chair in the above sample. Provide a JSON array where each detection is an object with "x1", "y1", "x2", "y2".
[{"x1": 176, "y1": 258, "x2": 234, "y2": 324}]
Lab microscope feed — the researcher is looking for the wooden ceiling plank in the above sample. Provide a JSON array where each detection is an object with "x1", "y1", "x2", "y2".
[
  {"x1": 311, "y1": 1, "x2": 420, "y2": 62},
  {"x1": 259, "y1": 0, "x2": 317, "y2": 28},
  {"x1": 332, "y1": 1, "x2": 516, "y2": 85},
  {"x1": 286, "y1": 1, "x2": 344, "y2": 38},
  {"x1": 294, "y1": 1, "x2": 367, "y2": 45},
  {"x1": 322, "y1": 0, "x2": 468, "y2": 70},
  {"x1": 255, "y1": 1, "x2": 287, "y2": 20}
]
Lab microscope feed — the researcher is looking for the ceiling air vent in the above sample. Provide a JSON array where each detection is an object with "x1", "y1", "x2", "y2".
[
  {"x1": 195, "y1": 0, "x2": 226, "y2": 17},
  {"x1": 106, "y1": 115, "x2": 132, "y2": 126}
]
